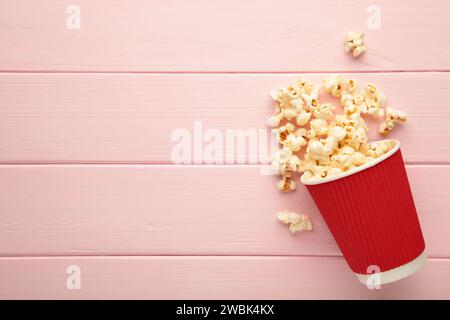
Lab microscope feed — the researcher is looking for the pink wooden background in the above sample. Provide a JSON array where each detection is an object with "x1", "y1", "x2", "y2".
[{"x1": 1, "y1": 0, "x2": 450, "y2": 299}]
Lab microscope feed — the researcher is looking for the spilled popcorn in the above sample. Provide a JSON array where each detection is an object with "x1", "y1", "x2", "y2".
[
  {"x1": 379, "y1": 107, "x2": 407, "y2": 136},
  {"x1": 345, "y1": 32, "x2": 366, "y2": 58},
  {"x1": 277, "y1": 210, "x2": 313, "y2": 234},
  {"x1": 269, "y1": 75, "x2": 407, "y2": 233}
]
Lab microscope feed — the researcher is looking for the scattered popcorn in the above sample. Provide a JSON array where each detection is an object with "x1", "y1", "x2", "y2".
[
  {"x1": 277, "y1": 210, "x2": 313, "y2": 234},
  {"x1": 345, "y1": 32, "x2": 367, "y2": 58},
  {"x1": 323, "y1": 75, "x2": 345, "y2": 98},
  {"x1": 269, "y1": 79, "x2": 320, "y2": 127},
  {"x1": 276, "y1": 210, "x2": 301, "y2": 224},
  {"x1": 309, "y1": 119, "x2": 329, "y2": 137},
  {"x1": 379, "y1": 107, "x2": 407, "y2": 136},
  {"x1": 361, "y1": 140, "x2": 396, "y2": 158},
  {"x1": 271, "y1": 148, "x2": 295, "y2": 176},
  {"x1": 277, "y1": 173, "x2": 296, "y2": 192},
  {"x1": 289, "y1": 215, "x2": 313, "y2": 234},
  {"x1": 313, "y1": 103, "x2": 336, "y2": 120},
  {"x1": 295, "y1": 110, "x2": 311, "y2": 126},
  {"x1": 284, "y1": 133, "x2": 306, "y2": 152},
  {"x1": 267, "y1": 113, "x2": 283, "y2": 128},
  {"x1": 273, "y1": 123, "x2": 295, "y2": 143},
  {"x1": 328, "y1": 167, "x2": 344, "y2": 176},
  {"x1": 346, "y1": 79, "x2": 358, "y2": 94},
  {"x1": 267, "y1": 75, "x2": 406, "y2": 185},
  {"x1": 352, "y1": 152, "x2": 367, "y2": 166},
  {"x1": 328, "y1": 125, "x2": 347, "y2": 142},
  {"x1": 361, "y1": 83, "x2": 386, "y2": 119},
  {"x1": 301, "y1": 90, "x2": 320, "y2": 110}
]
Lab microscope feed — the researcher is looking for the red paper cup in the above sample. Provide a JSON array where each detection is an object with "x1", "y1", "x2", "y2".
[{"x1": 301, "y1": 139, "x2": 426, "y2": 285}]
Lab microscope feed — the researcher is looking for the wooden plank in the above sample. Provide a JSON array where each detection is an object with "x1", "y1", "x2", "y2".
[
  {"x1": 0, "y1": 165, "x2": 447, "y2": 257},
  {"x1": 0, "y1": 72, "x2": 449, "y2": 163},
  {"x1": 0, "y1": 1, "x2": 449, "y2": 72},
  {"x1": 0, "y1": 256, "x2": 449, "y2": 299}
]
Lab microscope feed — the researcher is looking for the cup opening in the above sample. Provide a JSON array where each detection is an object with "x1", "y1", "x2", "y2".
[{"x1": 300, "y1": 139, "x2": 400, "y2": 186}]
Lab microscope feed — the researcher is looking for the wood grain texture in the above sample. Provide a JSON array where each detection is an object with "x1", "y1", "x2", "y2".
[
  {"x1": 0, "y1": 256, "x2": 449, "y2": 299},
  {"x1": 1, "y1": 1, "x2": 449, "y2": 72},
  {"x1": 0, "y1": 165, "x2": 447, "y2": 257},
  {"x1": 1, "y1": 72, "x2": 449, "y2": 163}
]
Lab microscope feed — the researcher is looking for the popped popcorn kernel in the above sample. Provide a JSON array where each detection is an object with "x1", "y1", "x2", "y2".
[
  {"x1": 283, "y1": 133, "x2": 306, "y2": 152},
  {"x1": 379, "y1": 107, "x2": 407, "y2": 136},
  {"x1": 323, "y1": 75, "x2": 346, "y2": 98},
  {"x1": 328, "y1": 125, "x2": 347, "y2": 142},
  {"x1": 271, "y1": 149, "x2": 293, "y2": 176},
  {"x1": 309, "y1": 119, "x2": 329, "y2": 137},
  {"x1": 289, "y1": 215, "x2": 313, "y2": 234},
  {"x1": 346, "y1": 79, "x2": 358, "y2": 94},
  {"x1": 345, "y1": 32, "x2": 367, "y2": 58},
  {"x1": 386, "y1": 107, "x2": 406, "y2": 122},
  {"x1": 361, "y1": 83, "x2": 386, "y2": 119},
  {"x1": 267, "y1": 113, "x2": 283, "y2": 128},
  {"x1": 277, "y1": 174, "x2": 296, "y2": 192},
  {"x1": 313, "y1": 103, "x2": 336, "y2": 120},
  {"x1": 276, "y1": 210, "x2": 301, "y2": 224},
  {"x1": 378, "y1": 120, "x2": 395, "y2": 136},
  {"x1": 277, "y1": 211, "x2": 313, "y2": 234},
  {"x1": 296, "y1": 110, "x2": 312, "y2": 126},
  {"x1": 273, "y1": 123, "x2": 295, "y2": 143}
]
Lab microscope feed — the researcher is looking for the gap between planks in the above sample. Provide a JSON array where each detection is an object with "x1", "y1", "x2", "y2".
[
  {"x1": 0, "y1": 255, "x2": 449, "y2": 261},
  {"x1": 0, "y1": 163, "x2": 448, "y2": 167},
  {"x1": 0, "y1": 70, "x2": 449, "y2": 75}
]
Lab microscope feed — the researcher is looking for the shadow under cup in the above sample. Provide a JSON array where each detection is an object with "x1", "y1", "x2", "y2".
[{"x1": 301, "y1": 139, "x2": 426, "y2": 285}]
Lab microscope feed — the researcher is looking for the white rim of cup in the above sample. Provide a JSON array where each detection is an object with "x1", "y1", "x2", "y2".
[
  {"x1": 355, "y1": 250, "x2": 427, "y2": 286},
  {"x1": 300, "y1": 139, "x2": 400, "y2": 185}
]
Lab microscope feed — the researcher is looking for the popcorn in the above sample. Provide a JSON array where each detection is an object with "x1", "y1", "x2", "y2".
[
  {"x1": 379, "y1": 107, "x2": 407, "y2": 136},
  {"x1": 378, "y1": 120, "x2": 395, "y2": 136},
  {"x1": 361, "y1": 83, "x2": 386, "y2": 119},
  {"x1": 268, "y1": 75, "x2": 403, "y2": 185},
  {"x1": 297, "y1": 78, "x2": 316, "y2": 95},
  {"x1": 309, "y1": 119, "x2": 329, "y2": 137},
  {"x1": 282, "y1": 108, "x2": 298, "y2": 121},
  {"x1": 273, "y1": 123, "x2": 308, "y2": 153},
  {"x1": 346, "y1": 79, "x2": 358, "y2": 94},
  {"x1": 362, "y1": 140, "x2": 395, "y2": 158},
  {"x1": 296, "y1": 110, "x2": 312, "y2": 126},
  {"x1": 351, "y1": 152, "x2": 367, "y2": 166},
  {"x1": 273, "y1": 123, "x2": 295, "y2": 143},
  {"x1": 350, "y1": 126, "x2": 368, "y2": 148},
  {"x1": 269, "y1": 81, "x2": 320, "y2": 127},
  {"x1": 271, "y1": 148, "x2": 293, "y2": 176},
  {"x1": 286, "y1": 154, "x2": 301, "y2": 172},
  {"x1": 267, "y1": 113, "x2": 283, "y2": 128},
  {"x1": 276, "y1": 210, "x2": 301, "y2": 224},
  {"x1": 313, "y1": 103, "x2": 336, "y2": 120},
  {"x1": 289, "y1": 215, "x2": 313, "y2": 234},
  {"x1": 301, "y1": 90, "x2": 320, "y2": 110},
  {"x1": 387, "y1": 107, "x2": 406, "y2": 122},
  {"x1": 342, "y1": 146, "x2": 355, "y2": 155},
  {"x1": 345, "y1": 32, "x2": 367, "y2": 58},
  {"x1": 327, "y1": 167, "x2": 344, "y2": 176},
  {"x1": 307, "y1": 139, "x2": 332, "y2": 159},
  {"x1": 328, "y1": 125, "x2": 347, "y2": 142},
  {"x1": 331, "y1": 153, "x2": 353, "y2": 169},
  {"x1": 283, "y1": 134, "x2": 303, "y2": 152},
  {"x1": 272, "y1": 148, "x2": 300, "y2": 191},
  {"x1": 277, "y1": 173, "x2": 296, "y2": 192},
  {"x1": 276, "y1": 210, "x2": 313, "y2": 234},
  {"x1": 323, "y1": 75, "x2": 345, "y2": 98}
]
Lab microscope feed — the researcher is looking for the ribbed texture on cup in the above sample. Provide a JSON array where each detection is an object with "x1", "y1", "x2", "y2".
[{"x1": 305, "y1": 149, "x2": 425, "y2": 274}]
